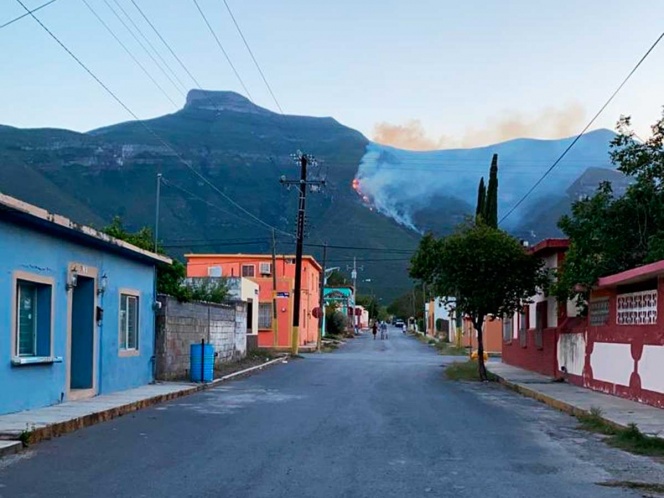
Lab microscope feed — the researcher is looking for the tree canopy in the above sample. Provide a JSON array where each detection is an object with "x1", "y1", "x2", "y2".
[{"x1": 555, "y1": 112, "x2": 664, "y2": 307}]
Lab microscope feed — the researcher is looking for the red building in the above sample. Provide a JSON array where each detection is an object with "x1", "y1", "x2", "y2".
[
  {"x1": 558, "y1": 260, "x2": 664, "y2": 408},
  {"x1": 501, "y1": 239, "x2": 580, "y2": 376}
]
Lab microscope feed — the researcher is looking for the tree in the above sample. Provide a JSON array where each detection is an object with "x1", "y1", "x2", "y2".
[
  {"x1": 484, "y1": 154, "x2": 499, "y2": 227},
  {"x1": 387, "y1": 287, "x2": 424, "y2": 320},
  {"x1": 475, "y1": 177, "x2": 486, "y2": 222},
  {"x1": 326, "y1": 270, "x2": 349, "y2": 287},
  {"x1": 555, "y1": 112, "x2": 664, "y2": 306},
  {"x1": 102, "y1": 217, "x2": 227, "y2": 303},
  {"x1": 411, "y1": 223, "x2": 545, "y2": 380}
]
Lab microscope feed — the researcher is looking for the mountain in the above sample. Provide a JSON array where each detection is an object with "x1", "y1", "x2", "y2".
[
  {"x1": 0, "y1": 90, "x2": 629, "y2": 301},
  {"x1": 0, "y1": 91, "x2": 421, "y2": 302}
]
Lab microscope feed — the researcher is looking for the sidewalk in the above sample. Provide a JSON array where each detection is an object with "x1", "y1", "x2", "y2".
[
  {"x1": 488, "y1": 362, "x2": 664, "y2": 437},
  {"x1": 0, "y1": 356, "x2": 288, "y2": 455}
]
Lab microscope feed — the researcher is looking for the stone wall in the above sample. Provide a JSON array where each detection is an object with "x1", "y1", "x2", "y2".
[{"x1": 155, "y1": 295, "x2": 247, "y2": 380}]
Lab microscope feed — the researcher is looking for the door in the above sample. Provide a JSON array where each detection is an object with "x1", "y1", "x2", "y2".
[{"x1": 70, "y1": 276, "x2": 96, "y2": 391}]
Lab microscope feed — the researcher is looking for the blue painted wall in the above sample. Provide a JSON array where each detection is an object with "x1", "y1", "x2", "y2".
[{"x1": 0, "y1": 219, "x2": 157, "y2": 415}]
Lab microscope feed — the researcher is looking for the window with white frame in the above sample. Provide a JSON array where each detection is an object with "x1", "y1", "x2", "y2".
[
  {"x1": 259, "y1": 262, "x2": 272, "y2": 275},
  {"x1": 242, "y1": 265, "x2": 255, "y2": 278},
  {"x1": 258, "y1": 302, "x2": 272, "y2": 329},
  {"x1": 120, "y1": 293, "x2": 139, "y2": 350},
  {"x1": 15, "y1": 279, "x2": 53, "y2": 358},
  {"x1": 208, "y1": 266, "x2": 222, "y2": 277}
]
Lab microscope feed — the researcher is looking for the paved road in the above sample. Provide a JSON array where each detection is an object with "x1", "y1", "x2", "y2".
[{"x1": 0, "y1": 328, "x2": 661, "y2": 497}]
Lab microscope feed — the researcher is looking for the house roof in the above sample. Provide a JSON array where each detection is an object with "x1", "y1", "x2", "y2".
[
  {"x1": 529, "y1": 238, "x2": 569, "y2": 256},
  {"x1": 596, "y1": 259, "x2": 664, "y2": 289},
  {"x1": 185, "y1": 253, "x2": 323, "y2": 272},
  {"x1": 0, "y1": 193, "x2": 171, "y2": 265}
]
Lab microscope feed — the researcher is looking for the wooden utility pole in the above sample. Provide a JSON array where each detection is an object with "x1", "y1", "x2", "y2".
[
  {"x1": 271, "y1": 228, "x2": 278, "y2": 348},
  {"x1": 280, "y1": 152, "x2": 325, "y2": 354}
]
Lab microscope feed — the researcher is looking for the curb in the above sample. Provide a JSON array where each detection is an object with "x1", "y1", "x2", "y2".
[
  {"x1": 2, "y1": 355, "x2": 289, "y2": 448},
  {"x1": 0, "y1": 441, "x2": 22, "y2": 458},
  {"x1": 491, "y1": 372, "x2": 629, "y2": 432}
]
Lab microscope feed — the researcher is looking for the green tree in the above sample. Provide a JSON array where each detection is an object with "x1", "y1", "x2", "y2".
[
  {"x1": 411, "y1": 223, "x2": 545, "y2": 380},
  {"x1": 475, "y1": 177, "x2": 486, "y2": 222},
  {"x1": 387, "y1": 287, "x2": 424, "y2": 320},
  {"x1": 555, "y1": 112, "x2": 664, "y2": 306},
  {"x1": 102, "y1": 217, "x2": 227, "y2": 303},
  {"x1": 326, "y1": 270, "x2": 350, "y2": 287},
  {"x1": 484, "y1": 154, "x2": 499, "y2": 227}
]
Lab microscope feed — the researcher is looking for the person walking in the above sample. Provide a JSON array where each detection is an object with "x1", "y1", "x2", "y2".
[
  {"x1": 371, "y1": 321, "x2": 378, "y2": 340},
  {"x1": 381, "y1": 320, "x2": 388, "y2": 340}
]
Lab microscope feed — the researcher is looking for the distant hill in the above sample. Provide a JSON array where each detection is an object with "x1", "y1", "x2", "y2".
[{"x1": 0, "y1": 90, "x2": 630, "y2": 300}]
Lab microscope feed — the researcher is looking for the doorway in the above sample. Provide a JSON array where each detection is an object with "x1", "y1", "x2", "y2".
[{"x1": 70, "y1": 276, "x2": 96, "y2": 392}]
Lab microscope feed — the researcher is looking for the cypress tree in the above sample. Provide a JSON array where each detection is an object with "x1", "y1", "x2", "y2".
[
  {"x1": 484, "y1": 154, "x2": 499, "y2": 228},
  {"x1": 475, "y1": 177, "x2": 486, "y2": 223}
]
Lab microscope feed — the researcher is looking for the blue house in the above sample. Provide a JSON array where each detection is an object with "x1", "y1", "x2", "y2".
[{"x1": 0, "y1": 193, "x2": 171, "y2": 415}]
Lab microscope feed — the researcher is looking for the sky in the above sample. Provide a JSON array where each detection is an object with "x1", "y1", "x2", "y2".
[{"x1": 1, "y1": 0, "x2": 664, "y2": 149}]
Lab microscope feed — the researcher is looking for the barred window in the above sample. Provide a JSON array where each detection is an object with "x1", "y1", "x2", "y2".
[
  {"x1": 258, "y1": 302, "x2": 272, "y2": 329},
  {"x1": 502, "y1": 316, "x2": 512, "y2": 343}
]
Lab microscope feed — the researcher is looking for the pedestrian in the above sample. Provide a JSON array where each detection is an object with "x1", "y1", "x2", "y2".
[
  {"x1": 381, "y1": 320, "x2": 388, "y2": 340},
  {"x1": 371, "y1": 321, "x2": 378, "y2": 340}
]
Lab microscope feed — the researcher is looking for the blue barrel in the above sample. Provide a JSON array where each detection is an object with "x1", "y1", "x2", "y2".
[{"x1": 190, "y1": 343, "x2": 214, "y2": 382}]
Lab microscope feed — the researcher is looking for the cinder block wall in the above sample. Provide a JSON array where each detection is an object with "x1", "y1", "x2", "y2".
[{"x1": 155, "y1": 295, "x2": 247, "y2": 380}]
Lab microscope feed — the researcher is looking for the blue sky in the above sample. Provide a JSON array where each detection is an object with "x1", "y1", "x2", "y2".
[{"x1": 1, "y1": 0, "x2": 663, "y2": 148}]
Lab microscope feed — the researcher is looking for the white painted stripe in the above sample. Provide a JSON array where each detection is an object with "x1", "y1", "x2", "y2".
[
  {"x1": 639, "y1": 345, "x2": 664, "y2": 394},
  {"x1": 590, "y1": 342, "x2": 633, "y2": 386}
]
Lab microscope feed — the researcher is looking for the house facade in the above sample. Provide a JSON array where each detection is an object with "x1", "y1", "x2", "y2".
[
  {"x1": 185, "y1": 254, "x2": 322, "y2": 349},
  {"x1": 502, "y1": 239, "x2": 578, "y2": 376},
  {"x1": 0, "y1": 194, "x2": 169, "y2": 415},
  {"x1": 559, "y1": 260, "x2": 664, "y2": 408},
  {"x1": 425, "y1": 297, "x2": 451, "y2": 338}
]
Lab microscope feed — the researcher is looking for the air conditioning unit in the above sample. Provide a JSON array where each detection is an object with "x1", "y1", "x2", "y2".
[
  {"x1": 208, "y1": 266, "x2": 222, "y2": 277},
  {"x1": 259, "y1": 262, "x2": 272, "y2": 276}
]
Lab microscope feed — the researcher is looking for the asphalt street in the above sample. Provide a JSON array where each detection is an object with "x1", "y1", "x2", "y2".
[{"x1": 0, "y1": 327, "x2": 661, "y2": 498}]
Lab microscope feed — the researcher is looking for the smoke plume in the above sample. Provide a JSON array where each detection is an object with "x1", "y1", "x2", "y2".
[{"x1": 373, "y1": 103, "x2": 586, "y2": 150}]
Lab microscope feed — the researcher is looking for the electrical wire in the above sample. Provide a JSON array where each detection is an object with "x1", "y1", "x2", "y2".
[
  {"x1": 101, "y1": 0, "x2": 185, "y2": 96},
  {"x1": 220, "y1": 0, "x2": 283, "y2": 114},
  {"x1": 500, "y1": 30, "x2": 664, "y2": 225},
  {"x1": 192, "y1": 0, "x2": 254, "y2": 101},
  {"x1": 109, "y1": 0, "x2": 188, "y2": 93},
  {"x1": 80, "y1": 0, "x2": 178, "y2": 107},
  {"x1": 15, "y1": 0, "x2": 293, "y2": 241},
  {"x1": 0, "y1": 0, "x2": 57, "y2": 29}
]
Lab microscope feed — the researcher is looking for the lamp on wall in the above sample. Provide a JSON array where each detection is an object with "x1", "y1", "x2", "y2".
[
  {"x1": 97, "y1": 274, "x2": 108, "y2": 296},
  {"x1": 67, "y1": 271, "x2": 78, "y2": 290}
]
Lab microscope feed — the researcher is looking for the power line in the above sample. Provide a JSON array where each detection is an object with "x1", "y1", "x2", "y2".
[
  {"x1": 192, "y1": 0, "x2": 254, "y2": 100},
  {"x1": 108, "y1": 0, "x2": 189, "y2": 94},
  {"x1": 128, "y1": 0, "x2": 205, "y2": 91},
  {"x1": 500, "y1": 30, "x2": 664, "y2": 225},
  {"x1": 15, "y1": 0, "x2": 293, "y2": 241},
  {"x1": 101, "y1": 0, "x2": 185, "y2": 96},
  {"x1": 220, "y1": 0, "x2": 283, "y2": 113},
  {"x1": 0, "y1": 0, "x2": 57, "y2": 29},
  {"x1": 80, "y1": 0, "x2": 178, "y2": 107}
]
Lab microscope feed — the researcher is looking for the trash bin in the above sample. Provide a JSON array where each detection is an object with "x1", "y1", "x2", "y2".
[{"x1": 190, "y1": 341, "x2": 214, "y2": 383}]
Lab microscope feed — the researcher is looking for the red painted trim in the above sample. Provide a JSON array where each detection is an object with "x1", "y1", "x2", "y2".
[
  {"x1": 596, "y1": 259, "x2": 664, "y2": 288},
  {"x1": 529, "y1": 238, "x2": 569, "y2": 256}
]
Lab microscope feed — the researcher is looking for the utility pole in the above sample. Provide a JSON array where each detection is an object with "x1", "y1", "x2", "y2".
[
  {"x1": 280, "y1": 151, "x2": 325, "y2": 354},
  {"x1": 317, "y1": 243, "x2": 327, "y2": 352},
  {"x1": 154, "y1": 173, "x2": 162, "y2": 252},
  {"x1": 271, "y1": 229, "x2": 278, "y2": 349},
  {"x1": 347, "y1": 258, "x2": 363, "y2": 332}
]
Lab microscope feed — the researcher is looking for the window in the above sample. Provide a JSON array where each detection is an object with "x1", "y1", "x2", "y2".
[
  {"x1": 15, "y1": 278, "x2": 53, "y2": 359},
  {"x1": 259, "y1": 262, "x2": 272, "y2": 275},
  {"x1": 242, "y1": 265, "x2": 255, "y2": 277},
  {"x1": 120, "y1": 293, "x2": 139, "y2": 351},
  {"x1": 519, "y1": 307, "x2": 528, "y2": 347},
  {"x1": 208, "y1": 266, "x2": 222, "y2": 277},
  {"x1": 258, "y1": 302, "x2": 272, "y2": 329},
  {"x1": 589, "y1": 298, "x2": 609, "y2": 326},
  {"x1": 502, "y1": 316, "x2": 513, "y2": 343}
]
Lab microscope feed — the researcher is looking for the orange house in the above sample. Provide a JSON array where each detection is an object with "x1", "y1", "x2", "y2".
[
  {"x1": 185, "y1": 254, "x2": 322, "y2": 350},
  {"x1": 460, "y1": 316, "x2": 503, "y2": 354}
]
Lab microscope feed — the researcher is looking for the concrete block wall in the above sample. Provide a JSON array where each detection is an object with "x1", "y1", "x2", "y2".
[{"x1": 155, "y1": 295, "x2": 247, "y2": 380}]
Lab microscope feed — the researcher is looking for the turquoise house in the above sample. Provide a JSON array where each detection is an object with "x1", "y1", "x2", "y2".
[{"x1": 0, "y1": 193, "x2": 170, "y2": 415}]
